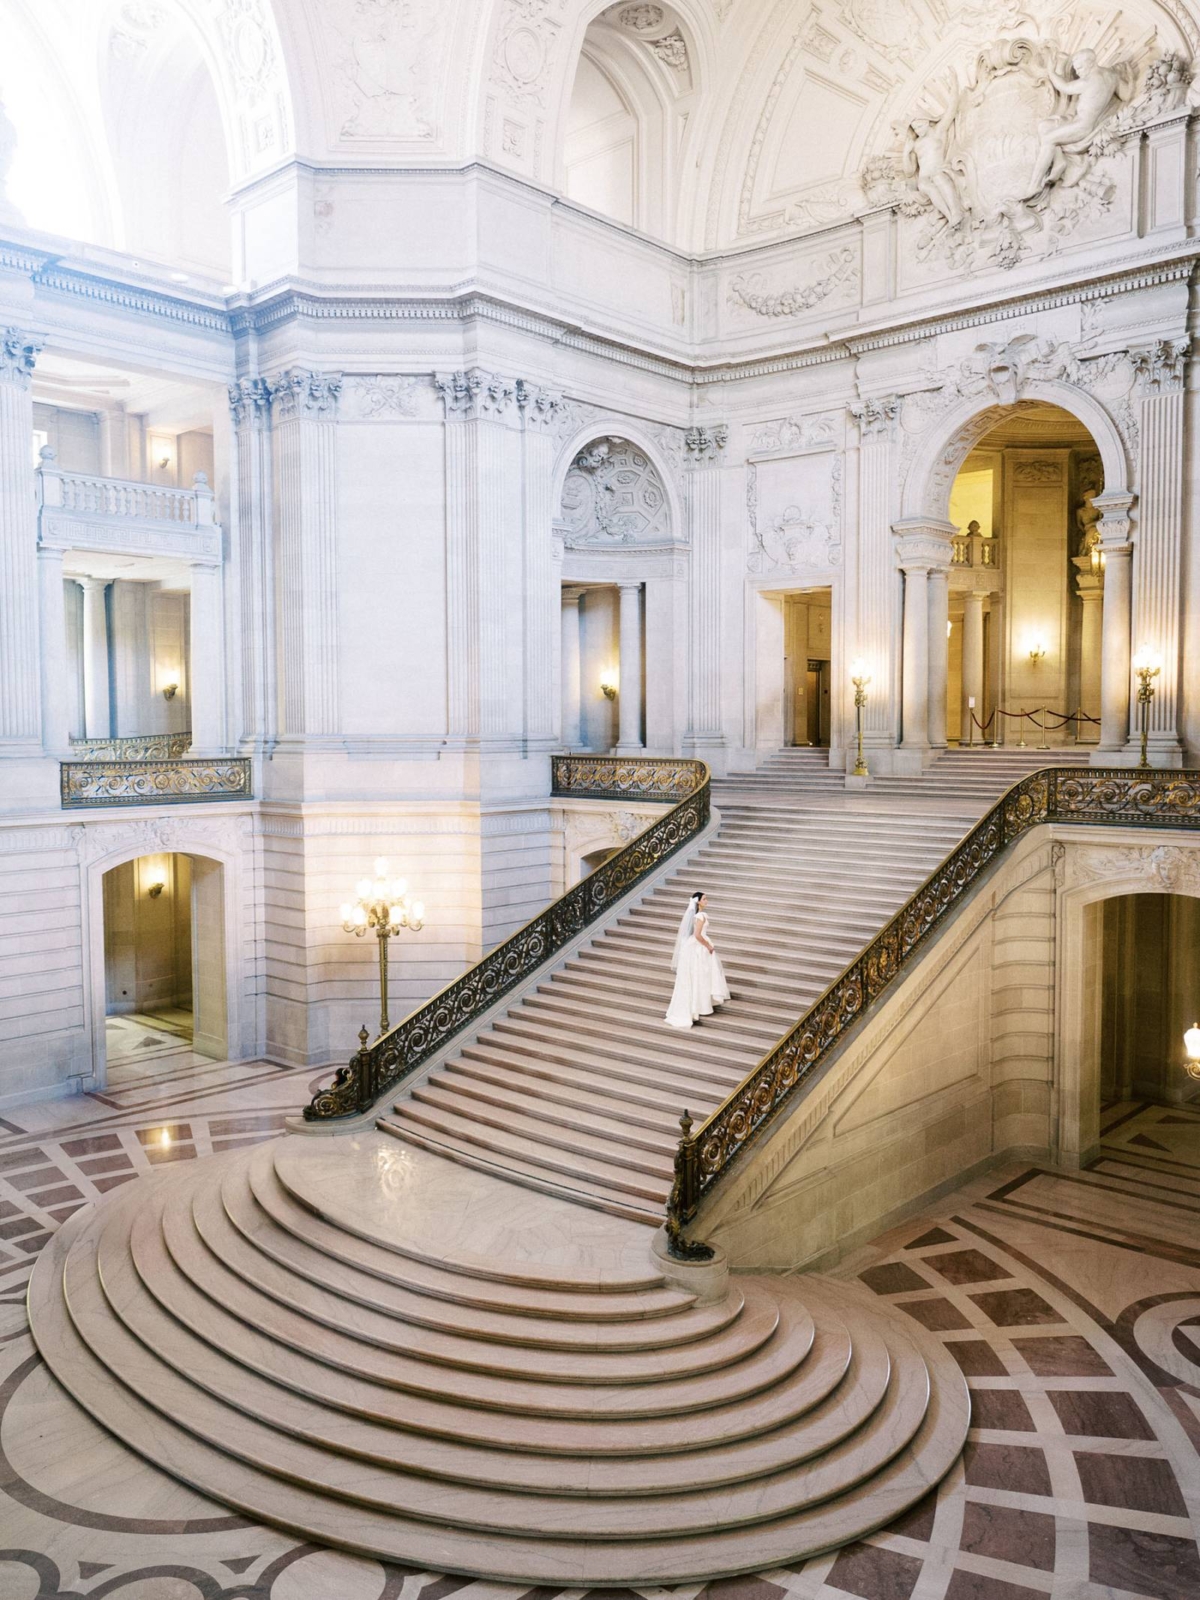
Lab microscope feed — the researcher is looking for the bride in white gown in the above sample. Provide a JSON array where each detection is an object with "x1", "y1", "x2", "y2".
[{"x1": 665, "y1": 891, "x2": 730, "y2": 1029}]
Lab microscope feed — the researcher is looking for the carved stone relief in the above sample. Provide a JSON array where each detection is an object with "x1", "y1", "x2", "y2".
[
  {"x1": 320, "y1": 0, "x2": 444, "y2": 141},
  {"x1": 1065, "y1": 842, "x2": 1200, "y2": 895},
  {"x1": 1012, "y1": 458, "x2": 1063, "y2": 485},
  {"x1": 728, "y1": 248, "x2": 859, "y2": 319},
  {"x1": 560, "y1": 440, "x2": 672, "y2": 546},
  {"x1": 749, "y1": 413, "x2": 839, "y2": 454},
  {"x1": 341, "y1": 376, "x2": 426, "y2": 420},
  {"x1": 747, "y1": 452, "x2": 843, "y2": 576},
  {"x1": 863, "y1": 33, "x2": 1186, "y2": 271}
]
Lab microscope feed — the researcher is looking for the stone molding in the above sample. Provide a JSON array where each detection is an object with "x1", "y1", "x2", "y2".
[
  {"x1": 892, "y1": 516, "x2": 955, "y2": 572},
  {"x1": 850, "y1": 395, "x2": 900, "y2": 440},
  {"x1": 1062, "y1": 839, "x2": 1200, "y2": 894},
  {"x1": 1093, "y1": 489, "x2": 1137, "y2": 555},
  {"x1": 434, "y1": 368, "x2": 517, "y2": 420},
  {"x1": 682, "y1": 425, "x2": 728, "y2": 462},
  {"x1": 515, "y1": 378, "x2": 567, "y2": 428},
  {"x1": 1130, "y1": 337, "x2": 1190, "y2": 394},
  {"x1": 0, "y1": 327, "x2": 41, "y2": 389}
]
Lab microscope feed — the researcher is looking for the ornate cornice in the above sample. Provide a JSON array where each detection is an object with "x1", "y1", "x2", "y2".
[{"x1": 0, "y1": 326, "x2": 41, "y2": 389}]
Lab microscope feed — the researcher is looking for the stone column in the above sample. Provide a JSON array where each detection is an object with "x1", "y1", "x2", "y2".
[
  {"x1": 682, "y1": 426, "x2": 727, "y2": 759},
  {"x1": 1129, "y1": 340, "x2": 1186, "y2": 762},
  {"x1": 1093, "y1": 491, "x2": 1136, "y2": 755},
  {"x1": 229, "y1": 377, "x2": 274, "y2": 753},
  {"x1": 0, "y1": 328, "x2": 42, "y2": 750},
  {"x1": 269, "y1": 369, "x2": 342, "y2": 743},
  {"x1": 1072, "y1": 556, "x2": 1103, "y2": 743},
  {"x1": 188, "y1": 561, "x2": 225, "y2": 755},
  {"x1": 519, "y1": 381, "x2": 564, "y2": 753},
  {"x1": 79, "y1": 577, "x2": 111, "y2": 740},
  {"x1": 560, "y1": 585, "x2": 584, "y2": 748},
  {"x1": 616, "y1": 580, "x2": 644, "y2": 754},
  {"x1": 927, "y1": 566, "x2": 950, "y2": 748},
  {"x1": 37, "y1": 545, "x2": 70, "y2": 753},
  {"x1": 850, "y1": 397, "x2": 901, "y2": 754},
  {"x1": 893, "y1": 519, "x2": 955, "y2": 758},
  {"x1": 960, "y1": 590, "x2": 986, "y2": 745},
  {"x1": 98, "y1": 403, "x2": 132, "y2": 479}
]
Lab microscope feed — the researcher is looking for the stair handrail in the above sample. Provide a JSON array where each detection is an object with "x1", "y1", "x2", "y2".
[
  {"x1": 303, "y1": 756, "x2": 711, "y2": 1121},
  {"x1": 665, "y1": 765, "x2": 1200, "y2": 1256}
]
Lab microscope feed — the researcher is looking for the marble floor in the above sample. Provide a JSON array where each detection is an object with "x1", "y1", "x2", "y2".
[
  {"x1": 104, "y1": 1011, "x2": 207, "y2": 1092},
  {"x1": 1, "y1": 1074, "x2": 1198, "y2": 1600}
]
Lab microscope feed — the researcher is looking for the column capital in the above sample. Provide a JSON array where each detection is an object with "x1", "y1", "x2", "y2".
[
  {"x1": 229, "y1": 375, "x2": 273, "y2": 429},
  {"x1": 616, "y1": 579, "x2": 643, "y2": 594},
  {"x1": 515, "y1": 378, "x2": 566, "y2": 429},
  {"x1": 683, "y1": 424, "x2": 728, "y2": 463},
  {"x1": 561, "y1": 584, "x2": 587, "y2": 605},
  {"x1": 850, "y1": 394, "x2": 901, "y2": 441},
  {"x1": 268, "y1": 369, "x2": 342, "y2": 422},
  {"x1": 0, "y1": 327, "x2": 41, "y2": 389},
  {"x1": 892, "y1": 517, "x2": 955, "y2": 572},
  {"x1": 434, "y1": 368, "x2": 517, "y2": 421},
  {"x1": 1130, "y1": 337, "x2": 1189, "y2": 395},
  {"x1": 76, "y1": 575, "x2": 111, "y2": 594},
  {"x1": 1093, "y1": 489, "x2": 1136, "y2": 554}
]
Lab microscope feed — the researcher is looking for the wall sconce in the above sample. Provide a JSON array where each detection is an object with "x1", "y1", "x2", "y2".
[
  {"x1": 147, "y1": 881, "x2": 165, "y2": 899},
  {"x1": 1185, "y1": 1022, "x2": 1200, "y2": 1079},
  {"x1": 600, "y1": 670, "x2": 618, "y2": 701},
  {"x1": 162, "y1": 682, "x2": 178, "y2": 701},
  {"x1": 1028, "y1": 640, "x2": 1047, "y2": 665}
]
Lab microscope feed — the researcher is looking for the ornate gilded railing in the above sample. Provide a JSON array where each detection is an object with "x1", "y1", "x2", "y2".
[
  {"x1": 304, "y1": 755, "x2": 711, "y2": 1120},
  {"x1": 61, "y1": 756, "x2": 252, "y2": 808},
  {"x1": 666, "y1": 766, "x2": 1200, "y2": 1256},
  {"x1": 68, "y1": 731, "x2": 192, "y2": 761}
]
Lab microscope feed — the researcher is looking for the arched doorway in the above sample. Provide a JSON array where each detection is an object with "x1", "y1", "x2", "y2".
[
  {"x1": 100, "y1": 851, "x2": 227, "y2": 1084},
  {"x1": 944, "y1": 403, "x2": 1104, "y2": 749}
]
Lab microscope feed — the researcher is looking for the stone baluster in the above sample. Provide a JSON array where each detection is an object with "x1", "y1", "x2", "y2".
[
  {"x1": 269, "y1": 369, "x2": 342, "y2": 743},
  {"x1": 615, "y1": 581, "x2": 644, "y2": 754},
  {"x1": 1093, "y1": 491, "x2": 1136, "y2": 755},
  {"x1": 560, "y1": 585, "x2": 584, "y2": 749},
  {"x1": 682, "y1": 425, "x2": 727, "y2": 761},
  {"x1": 0, "y1": 328, "x2": 42, "y2": 752}
]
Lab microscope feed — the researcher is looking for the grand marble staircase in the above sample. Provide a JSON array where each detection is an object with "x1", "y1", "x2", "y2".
[
  {"x1": 32, "y1": 1132, "x2": 969, "y2": 1582},
  {"x1": 381, "y1": 747, "x2": 1064, "y2": 1222}
]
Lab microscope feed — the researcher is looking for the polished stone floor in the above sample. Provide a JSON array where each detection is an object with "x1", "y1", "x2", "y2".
[{"x1": 1, "y1": 1063, "x2": 1198, "y2": 1600}]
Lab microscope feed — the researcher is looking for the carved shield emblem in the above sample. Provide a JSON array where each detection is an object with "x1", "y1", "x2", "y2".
[{"x1": 954, "y1": 46, "x2": 1055, "y2": 217}]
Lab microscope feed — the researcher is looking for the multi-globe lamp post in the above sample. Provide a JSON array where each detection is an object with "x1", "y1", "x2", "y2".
[
  {"x1": 850, "y1": 658, "x2": 871, "y2": 778},
  {"x1": 341, "y1": 859, "x2": 424, "y2": 1041},
  {"x1": 1132, "y1": 646, "x2": 1161, "y2": 770}
]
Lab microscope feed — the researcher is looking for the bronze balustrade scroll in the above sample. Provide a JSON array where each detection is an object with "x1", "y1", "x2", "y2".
[{"x1": 61, "y1": 757, "x2": 251, "y2": 808}]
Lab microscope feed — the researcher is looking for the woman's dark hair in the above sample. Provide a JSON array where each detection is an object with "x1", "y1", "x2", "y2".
[{"x1": 691, "y1": 890, "x2": 704, "y2": 900}]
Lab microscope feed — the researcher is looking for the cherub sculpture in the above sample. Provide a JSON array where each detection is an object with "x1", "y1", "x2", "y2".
[
  {"x1": 902, "y1": 113, "x2": 964, "y2": 228},
  {"x1": 1024, "y1": 49, "x2": 1136, "y2": 199}
]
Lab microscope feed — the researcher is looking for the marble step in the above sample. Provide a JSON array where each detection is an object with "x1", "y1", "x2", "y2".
[
  {"x1": 541, "y1": 967, "x2": 794, "y2": 1027},
  {"x1": 486, "y1": 1013, "x2": 751, "y2": 1085},
  {"x1": 516, "y1": 989, "x2": 783, "y2": 1049},
  {"x1": 416, "y1": 1069, "x2": 681, "y2": 1153},
  {"x1": 458, "y1": 1035, "x2": 727, "y2": 1114}
]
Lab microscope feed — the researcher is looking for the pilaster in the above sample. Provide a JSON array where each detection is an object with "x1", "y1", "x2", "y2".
[
  {"x1": 682, "y1": 424, "x2": 727, "y2": 759},
  {"x1": 0, "y1": 328, "x2": 42, "y2": 752},
  {"x1": 230, "y1": 376, "x2": 275, "y2": 755},
  {"x1": 518, "y1": 380, "x2": 565, "y2": 753},
  {"x1": 850, "y1": 397, "x2": 901, "y2": 753},
  {"x1": 1092, "y1": 490, "x2": 1136, "y2": 759}
]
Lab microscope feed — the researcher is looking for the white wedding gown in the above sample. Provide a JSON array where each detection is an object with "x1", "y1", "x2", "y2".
[{"x1": 665, "y1": 911, "x2": 730, "y2": 1029}]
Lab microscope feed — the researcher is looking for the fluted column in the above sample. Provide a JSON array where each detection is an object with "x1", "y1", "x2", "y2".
[
  {"x1": 1129, "y1": 340, "x2": 1186, "y2": 762},
  {"x1": 37, "y1": 546, "x2": 69, "y2": 753},
  {"x1": 79, "y1": 577, "x2": 111, "y2": 740},
  {"x1": 927, "y1": 567, "x2": 949, "y2": 749},
  {"x1": 1094, "y1": 491, "x2": 1136, "y2": 754},
  {"x1": 560, "y1": 585, "x2": 584, "y2": 748},
  {"x1": 0, "y1": 328, "x2": 42, "y2": 749},
  {"x1": 960, "y1": 590, "x2": 986, "y2": 744},
  {"x1": 850, "y1": 397, "x2": 901, "y2": 753},
  {"x1": 269, "y1": 369, "x2": 342, "y2": 742},
  {"x1": 229, "y1": 377, "x2": 275, "y2": 753},
  {"x1": 893, "y1": 519, "x2": 955, "y2": 756},
  {"x1": 615, "y1": 580, "x2": 644, "y2": 754},
  {"x1": 682, "y1": 426, "x2": 727, "y2": 756},
  {"x1": 519, "y1": 381, "x2": 565, "y2": 752},
  {"x1": 188, "y1": 561, "x2": 225, "y2": 755}
]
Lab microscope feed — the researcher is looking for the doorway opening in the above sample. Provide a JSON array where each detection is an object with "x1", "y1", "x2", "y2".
[
  {"x1": 945, "y1": 403, "x2": 1103, "y2": 748},
  {"x1": 101, "y1": 851, "x2": 226, "y2": 1084},
  {"x1": 784, "y1": 589, "x2": 832, "y2": 747}
]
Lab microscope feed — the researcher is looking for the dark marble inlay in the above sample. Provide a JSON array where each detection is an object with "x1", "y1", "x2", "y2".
[
  {"x1": 827, "y1": 1541, "x2": 923, "y2": 1600},
  {"x1": 60, "y1": 1134, "x2": 123, "y2": 1156},
  {"x1": 92, "y1": 1173, "x2": 138, "y2": 1193},
  {"x1": 960, "y1": 1502, "x2": 1055, "y2": 1572},
  {"x1": 75, "y1": 1153, "x2": 135, "y2": 1176},
  {"x1": 0, "y1": 1217, "x2": 41, "y2": 1240},
  {"x1": 28, "y1": 1185, "x2": 82, "y2": 1208},
  {"x1": 942, "y1": 1574, "x2": 1044, "y2": 1600},
  {"x1": 136, "y1": 1123, "x2": 192, "y2": 1144},
  {"x1": 0, "y1": 1149, "x2": 47, "y2": 1174},
  {"x1": 924, "y1": 1248, "x2": 1012, "y2": 1286},
  {"x1": 897, "y1": 1296, "x2": 973, "y2": 1331},
  {"x1": 969, "y1": 1288, "x2": 1062, "y2": 1327},
  {"x1": 947, "y1": 1339, "x2": 1008, "y2": 1377},
  {"x1": 883, "y1": 1486, "x2": 938, "y2": 1542},
  {"x1": 906, "y1": 1226, "x2": 957, "y2": 1249},
  {"x1": 1088, "y1": 1523, "x2": 1200, "y2": 1600},
  {"x1": 702, "y1": 1580, "x2": 788, "y2": 1600},
  {"x1": 1074, "y1": 1451, "x2": 1188, "y2": 1515},
  {"x1": 962, "y1": 1442, "x2": 1053, "y2": 1496},
  {"x1": 1048, "y1": 1389, "x2": 1155, "y2": 1439},
  {"x1": 1011, "y1": 1335, "x2": 1113, "y2": 1376},
  {"x1": 4, "y1": 1167, "x2": 66, "y2": 1193},
  {"x1": 145, "y1": 1143, "x2": 198, "y2": 1164},
  {"x1": 968, "y1": 1389, "x2": 1036, "y2": 1432},
  {"x1": 859, "y1": 1262, "x2": 930, "y2": 1295}
]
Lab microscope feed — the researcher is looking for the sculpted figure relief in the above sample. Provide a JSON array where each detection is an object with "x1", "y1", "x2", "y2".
[
  {"x1": 902, "y1": 112, "x2": 963, "y2": 227},
  {"x1": 1025, "y1": 48, "x2": 1136, "y2": 199}
]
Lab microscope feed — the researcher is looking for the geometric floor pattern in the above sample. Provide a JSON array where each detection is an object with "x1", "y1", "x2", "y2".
[{"x1": 1, "y1": 1072, "x2": 1199, "y2": 1600}]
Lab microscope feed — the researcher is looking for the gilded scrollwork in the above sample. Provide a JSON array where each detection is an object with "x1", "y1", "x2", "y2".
[{"x1": 60, "y1": 758, "x2": 252, "y2": 808}]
